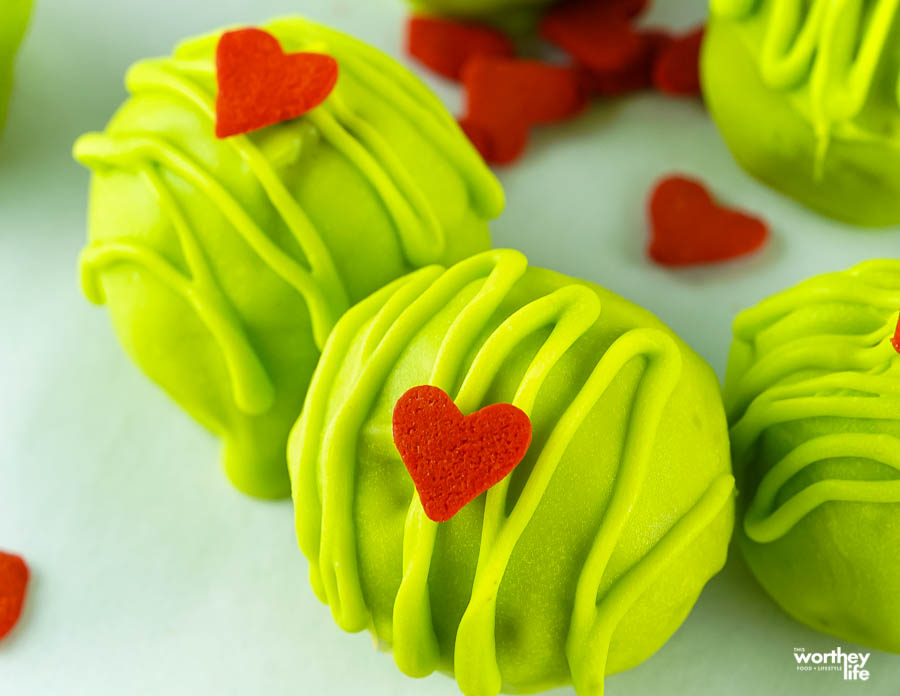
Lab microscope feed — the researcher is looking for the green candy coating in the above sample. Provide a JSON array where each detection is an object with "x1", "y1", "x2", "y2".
[
  {"x1": 290, "y1": 250, "x2": 735, "y2": 695},
  {"x1": 74, "y1": 18, "x2": 502, "y2": 499},
  {"x1": 725, "y1": 260, "x2": 900, "y2": 653},
  {"x1": 0, "y1": 0, "x2": 31, "y2": 133},
  {"x1": 702, "y1": 0, "x2": 900, "y2": 226}
]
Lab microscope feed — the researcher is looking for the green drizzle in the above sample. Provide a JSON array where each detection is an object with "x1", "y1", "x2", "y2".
[
  {"x1": 711, "y1": 0, "x2": 900, "y2": 174},
  {"x1": 727, "y1": 259, "x2": 900, "y2": 543}
]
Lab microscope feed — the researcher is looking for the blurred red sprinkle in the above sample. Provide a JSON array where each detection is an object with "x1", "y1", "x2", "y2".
[
  {"x1": 406, "y1": 15, "x2": 515, "y2": 81},
  {"x1": 891, "y1": 315, "x2": 900, "y2": 353},
  {"x1": 649, "y1": 175, "x2": 769, "y2": 266},
  {"x1": 579, "y1": 29, "x2": 673, "y2": 96},
  {"x1": 540, "y1": 0, "x2": 650, "y2": 74},
  {"x1": 653, "y1": 26, "x2": 705, "y2": 96},
  {"x1": 460, "y1": 57, "x2": 587, "y2": 164},
  {"x1": 0, "y1": 551, "x2": 29, "y2": 641}
]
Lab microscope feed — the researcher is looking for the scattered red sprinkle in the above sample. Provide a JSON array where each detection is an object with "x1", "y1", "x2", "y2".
[
  {"x1": 891, "y1": 314, "x2": 900, "y2": 354},
  {"x1": 653, "y1": 26, "x2": 705, "y2": 96},
  {"x1": 579, "y1": 29, "x2": 673, "y2": 96},
  {"x1": 460, "y1": 57, "x2": 587, "y2": 164},
  {"x1": 0, "y1": 552, "x2": 28, "y2": 641},
  {"x1": 393, "y1": 385, "x2": 532, "y2": 523},
  {"x1": 540, "y1": 0, "x2": 650, "y2": 74},
  {"x1": 215, "y1": 28, "x2": 339, "y2": 138},
  {"x1": 407, "y1": 15, "x2": 515, "y2": 81},
  {"x1": 648, "y1": 175, "x2": 769, "y2": 266}
]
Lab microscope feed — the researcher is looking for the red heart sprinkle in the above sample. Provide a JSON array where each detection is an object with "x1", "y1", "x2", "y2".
[
  {"x1": 579, "y1": 29, "x2": 673, "y2": 97},
  {"x1": 392, "y1": 385, "x2": 532, "y2": 523},
  {"x1": 653, "y1": 25, "x2": 705, "y2": 96},
  {"x1": 0, "y1": 552, "x2": 29, "y2": 641},
  {"x1": 215, "y1": 28, "x2": 339, "y2": 139},
  {"x1": 407, "y1": 15, "x2": 515, "y2": 82},
  {"x1": 648, "y1": 175, "x2": 769, "y2": 266},
  {"x1": 891, "y1": 314, "x2": 900, "y2": 354},
  {"x1": 540, "y1": 0, "x2": 650, "y2": 74},
  {"x1": 460, "y1": 57, "x2": 587, "y2": 164}
]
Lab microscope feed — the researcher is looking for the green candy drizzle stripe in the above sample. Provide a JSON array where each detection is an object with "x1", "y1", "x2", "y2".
[
  {"x1": 291, "y1": 249, "x2": 736, "y2": 696},
  {"x1": 745, "y1": 433, "x2": 900, "y2": 542},
  {"x1": 727, "y1": 260, "x2": 900, "y2": 544},
  {"x1": 79, "y1": 165, "x2": 275, "y2": 416}
]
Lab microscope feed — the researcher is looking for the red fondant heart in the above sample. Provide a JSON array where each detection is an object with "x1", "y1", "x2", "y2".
[
  {"x1": 215, "y1": 28, "x2": 339, "y2": 138},
  {"x1": 649, "y1": 175, "x2": 769, "y2": 266},
  {"x1": 392, "y1": 385, "x2": 532, "y2": 522},
  {"x1": 578, "y1": 29, "x2": 673, "y2": 97},
  {"x1": 540, "y1": 0, "x2": 650, "y2": 73},
  {"x1": 407, "y1": 15, "x2": 515, "y2": 81},
  {"x1": 460, "y1": 57, "x2": 586, "y2": 164},
  {"x1": 0, "y1": 552, "x2": 28, "y2": 641},
  {"x1": 653, "y1": 26, "x2": 705, "y2": 96},
  {"x1": 892, "y1": 314, "x2": 900, "y2": 354}
]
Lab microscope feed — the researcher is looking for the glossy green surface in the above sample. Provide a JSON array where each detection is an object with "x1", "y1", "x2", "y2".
[
  {"x1": 725, "y1": 260, "x2": 900, "y2": 653},
  {"x1": 74, "y1": 17, "x2": 502, "y2": 499},
  {"x1": 703, "y1": 0, "x2": 900, "y2": 226},
  {"x1": 290, "y1": 250, "x2": 735, "y2": 695}
]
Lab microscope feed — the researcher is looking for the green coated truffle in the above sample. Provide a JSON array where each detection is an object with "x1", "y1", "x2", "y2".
[
  {"x1": 0, "y1": 0, "x2": 31, "y2": 133},
  {"x1": 725, "y1": 260, "x2": 900, "y2": 653},
  {"x1": 74, "y1": 18, "x2": 502, "y2": 499},
  {"x1": 289, "y1": 249, "x2": 735, "y2": 695},
  {"x1": 702, "y1": 0, "x2": 900, "y2": 226}
]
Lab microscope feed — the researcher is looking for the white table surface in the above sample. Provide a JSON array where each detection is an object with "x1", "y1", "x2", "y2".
[{"x1": 1, "y1": 0, "x2": 898, "y2": 694}]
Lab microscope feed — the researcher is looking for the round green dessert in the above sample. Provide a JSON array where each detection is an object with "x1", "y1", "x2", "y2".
[
  {"x1": 0, "y1": 0, "x2": 31, "y2": 133},
  {"x1": 702, "y1": 0, "x2": 900, "y2": 226},
  {"x1": 289, "y1": 249, "x2": 735, "y2": 695},
  {"x1": 74, "y1": 17, "x2": 502, "y2": 499},
  {"x1": 725, "y1": 260, "x2": 900, "y2": 653}
]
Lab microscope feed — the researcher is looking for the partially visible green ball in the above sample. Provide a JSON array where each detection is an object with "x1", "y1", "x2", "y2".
[
  {"x1": 290, "y1": 249, "x2": 735, "y2": 695},
  {"x1": 0, "y1": 0, "x2": 31, "y2": 133},
  {"x1": 725, "y1": 260, "x2": 900, "y2": 653},
  {"x1": 702, "y1": 0, "x2": 900, "y2": 226}
]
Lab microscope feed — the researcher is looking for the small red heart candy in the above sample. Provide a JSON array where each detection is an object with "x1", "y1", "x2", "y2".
[
  {"x1": 0, "y1": 551, "x2": 29, "y2": 641},
  {"x1": 540, "y1": 0, "x2": 650, "y2": 74},
  {"x1": 392, "y1": 385, "x2": 532, "y2": 523},
  {"x1": 407, "y1": 15, "x2": 515, "y2": 82},
  {"x1": 578, "y1": 29, "x2": 673, "y2": 97},
  {"x1": 653, "y1": 26, "x2": 705, "y2": 96},
  {"x1": 891, "y1": 314, "x2": 900, "y2": 354},
  {"x1": 460, "y1": 57, "x2": 586, "y2": 164},
  {"x1": 215, "y1": 28, "x2": 339, "y2": 138},
  {"x1": 648, "y1": 175, "x2": 769, "y2": 266}
]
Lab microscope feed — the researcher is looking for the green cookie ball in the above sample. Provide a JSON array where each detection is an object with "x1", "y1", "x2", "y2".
[
  {"x1": 290, "y1": 249, "x2": 735, "y2": 695},
  {"x1": 702, "y1": 0, "x2": 900, "y2": 226},
  {"x1": 0, "y1": 0, "x2": 31, "y2": 133},
  {"x1": 725, "y1": 260, "x2": 900, "y2": 653},
  {"x1": 74, "y1": 18, "x2": 502, "y2": 499}
]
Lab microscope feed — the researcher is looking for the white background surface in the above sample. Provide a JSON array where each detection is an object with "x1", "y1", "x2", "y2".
[{"x1": 1, "y1": 0, "x2": 899, "y2": 694}]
